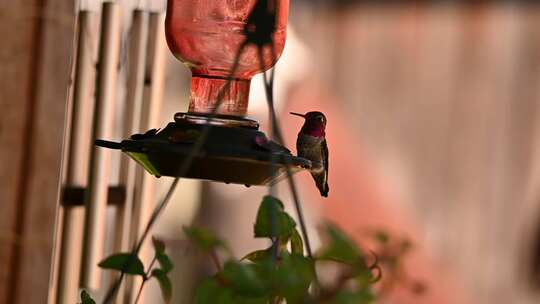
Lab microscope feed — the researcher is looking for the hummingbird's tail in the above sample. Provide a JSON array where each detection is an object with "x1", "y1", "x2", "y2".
[
  {"x1": 313, "y1": 173, "x2": 329, "y2": 198},
  {"x1": 319, "y1": 183, "x2": 329, "y2": 197}
]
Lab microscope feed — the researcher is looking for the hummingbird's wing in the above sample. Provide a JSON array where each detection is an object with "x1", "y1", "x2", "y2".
[
  {"x1": 254, "y1": 135, "x2": 291, "y2": 153},
  {"x1": 321, "y1": 139, "x2": 329, "y2": 196},
  {"x1": 267, "y1": 140, "x2": 291, "y2": 154}
]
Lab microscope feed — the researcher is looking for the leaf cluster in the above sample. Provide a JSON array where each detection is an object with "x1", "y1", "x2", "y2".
[
  {"x1": 370, "y1": 230, "x2": 425, "y2": 297},
  {"x1": 85, "y1": 237, "x2": 175, "y2": 303},
  {"x1": 187, "y1": 196, "x2": 382, "y2": 304},
  {"x1": 83, "y1": 195, "x2": 418, "y2": 304}
]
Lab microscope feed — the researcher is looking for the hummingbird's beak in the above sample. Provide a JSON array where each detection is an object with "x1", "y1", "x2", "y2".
[{"x1": 290, "y1": 112, "x2": 305, "y2": 118}]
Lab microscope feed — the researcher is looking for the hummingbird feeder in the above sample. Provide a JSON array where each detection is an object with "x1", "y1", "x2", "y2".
[{"x1": 97, "y1": 0, "x2": 310, "y2": 186}]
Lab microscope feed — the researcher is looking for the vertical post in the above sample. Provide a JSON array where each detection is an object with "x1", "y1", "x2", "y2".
[
  {"x1": 110, "y1": 9, "x2": 149, "y2": 303},
  {"x1": 125, "y1": 12, "x2": 167, "y2": 303},
  {"x1": 57, "y1": 11, "x2": 98, "y2": 304},
  {"x1": 80, "y1": 2, "x2": 121, "y2": 290}
]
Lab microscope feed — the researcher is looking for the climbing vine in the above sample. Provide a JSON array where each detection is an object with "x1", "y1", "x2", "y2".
[{"x1": 81, "y1": 195, "x2": 423, "y2": 303}]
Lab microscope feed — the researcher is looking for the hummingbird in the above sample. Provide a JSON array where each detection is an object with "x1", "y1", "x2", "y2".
[{"x1": 290, "y1": 111, "x2": 329, "y2": 197}]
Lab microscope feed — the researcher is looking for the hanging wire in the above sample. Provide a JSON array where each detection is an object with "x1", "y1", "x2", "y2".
[
  {"x1": 258, "y1": 45, "x2": 313, "y2": 259},
  {"x1": 246, "y1": 0, "x2": 313, "y2": 259},
  {"x1": 244, "y1": 0, "x2": 310, "y2": 261},
  {"x1": 103, "y1": 0, "x2": 315, "y2": 301}
]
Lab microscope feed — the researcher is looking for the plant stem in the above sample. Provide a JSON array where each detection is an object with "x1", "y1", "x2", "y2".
[
  {"x1": 146, "y1": 256, "x2": 157, "y2": 274},
  {"x1": 133, "y1": 256, "x2": 157, "y2": 304},
  {"x1": 133, "y1": 281, "x2": 145, "y2": 304},
  {"x1": 210, "y1": 249, "x2": 222, "y2": 272}
]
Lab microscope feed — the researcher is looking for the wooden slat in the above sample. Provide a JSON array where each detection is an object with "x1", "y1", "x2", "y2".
[
  {"x1": 125, "y1": 12, "x2": 167, "y2": 303},
  {"x1": 0, "y1": 1, "x2": 40, "y2": 299},
  {"x1": 0, "y1": 0, "x2": 76, "y2": 303},
  {"x1": 56, "y1": 10, "x2": 98, "y2": 304},
  {"x1": 110, "y1": 9, "x2": 150, "y2": 304},
  {"x1": 80, "y1": 1, "x2": 122, "y2": 290}
]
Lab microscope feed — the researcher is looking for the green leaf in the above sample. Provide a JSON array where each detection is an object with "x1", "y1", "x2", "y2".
[
  {"x1": 234, "y1": 296, "x2": 270, "y2": 304},
  {"x1": 318, "y1": 225, "x2": 364, "y2": 265},
  {"x1": 331, "y1": 290, "x2": 375, "y2": 304},
  {"x1": 157, "y1": 252, "x2": 174, "y2": 273},
  {"x1": 221, "y1": 261, "x2": 268, "y2": 297},
  {"x1": 195, "y1": 278, "x2": 233, "y2": 304},
  {"x1": 318, "y1": 225, "x2": 378, "y2": 285},
  {"x1": 241, "y1": 249, "x2": 271, "y2": 262},
  {"x1": 194, "y1": 278, "x2": 268, "y2": 304},
  {"x1": 152, "y1": 237, "x2": 174, "y2": 273},
  {"x1": 152, "y1": 236, "x2": 166, "y2": 253},
  {"x1": 374, "y1": 231, "x2": 389, "y2": 244},
  {"x1": 98, "y1": 253, "x2": 145, "y2": 276},
  {"x1": 151, "y1": 237, "x2": 174, "y2": 273},
  {"x1": 254, "y1": 196, "x2": 296, "y2": 238},
  {"x1": 263, "y1": 195, "x2": 284, "y2": 209},
  {"x1": 274, "y1": 252, "x2": 315, "y2": 302},
  {"x1": 355, "y1": 267, "x2": 378, "y2": 288},
  {"x1": 152, "y1": 269, "x2": 173, "y2": 303},
  {"x1": 80, "y1": 290, "x2": 96, "y2": 304},
  {"x1": 290, "y1": 229, "x2": 304, "y2": 255},
  {"x1": 183, "y1": 226, "x2": 226, "y2": 252}
]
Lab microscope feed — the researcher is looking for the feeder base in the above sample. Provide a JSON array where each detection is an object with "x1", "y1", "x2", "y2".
[{"x1": 96, "y1": 120, "x2": 311, "y2": 186}]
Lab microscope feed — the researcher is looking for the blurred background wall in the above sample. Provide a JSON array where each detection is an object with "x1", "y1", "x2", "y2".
[
  {"x1": 288, "y1": 2, "x2": 540, "y2": 304},
  {"x1": 3, "y1": 1, "x2": 540, "y2": 304},
  {"x1": 290, "y1": 3, "x2": 540, "y2": 304},
  {"x1": 284, "y1": 2, "x2": 540, "y2": 303}
]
